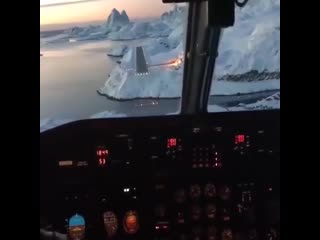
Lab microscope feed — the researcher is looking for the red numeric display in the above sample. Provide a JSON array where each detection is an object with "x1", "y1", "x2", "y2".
[
  {"x1": 235, "y1": 134, "x2": 245, "y2": 144},
  {"x1": 96, "y1": 147, "x2": 109, "y2": 166}
]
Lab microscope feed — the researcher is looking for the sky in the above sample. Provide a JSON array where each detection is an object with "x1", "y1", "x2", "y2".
[{"x1": 40, "y1": 0, "x2": 174, "y2": 30}]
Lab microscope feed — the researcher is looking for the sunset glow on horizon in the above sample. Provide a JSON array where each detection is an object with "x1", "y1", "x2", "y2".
[{"x1": 40, "y1": 0, "x2": 174, "y2": 28}]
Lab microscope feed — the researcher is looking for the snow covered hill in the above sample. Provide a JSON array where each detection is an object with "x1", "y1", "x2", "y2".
[
  {"x1": 45, "y1": 8, "x2": 174, "y2": 42},
  {"x1": 99, "y1": 0, "x2": 280, "y2": 100},
  {"x1": 107, "y1": 21, "x2": 171, "y2": 40},
  {"x1": 214, "y1": 0, "x2": 280, "y2": 77},
  {"x1": 99, "y1": 0, "x2": 280, "y2": 98}
]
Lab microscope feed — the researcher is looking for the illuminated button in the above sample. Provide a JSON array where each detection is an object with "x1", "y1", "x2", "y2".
[
  {"x1": 123, "y1": 211, "x2": 139, "y2": 234},
  {"x1": 176, "y1": 211, "x2": 185, "y2": 224},
  {"x1": 235, "y1": 134, "x2": 245, "y2": 144},
  {"x1": 167, "y1": 138, "x2": 177, "y2": 148},
  {"x1": 204, "y1": 184, "x2": 216, "y2": 198},
  {"x1": 207, "y1": 225, "x2": 217, "y2": 240},
  {"x1": 222, "y1": 208, "x2": 231, "y2": 222},
  {"x1": 174, "y1": 189, "x2": 186, "y2": 204},
  {"x1": 222, "y1": 228, "x2": 233, "y2": 240},
  {"x1": 155, "y1": 204, "x2": 167, "y2": 218},
  {"x1": 206, "y1": 203, "x2": 217, "y2": 219},
  {"x1": 68, "y1": 214, "x2": 85, "y2": 240},
  {"x1": 155, "y1": 221, "x2": 169, "y2": 232},
  {"x1": 191, "y1": 205, "x2": 202, "y2": 221},
  {"x1": 219, "y1": 185, "x2": 231, "y2": 201},
  {"x1": 189, "y1": 185, "x2": 201, "y2": 200},
  {"x1": 103, "y1": 211, "x2": 118, "y2": 238}
]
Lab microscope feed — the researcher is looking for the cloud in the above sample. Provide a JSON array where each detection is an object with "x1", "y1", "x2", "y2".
[{"x1": 40, "y1": 0, "x2": 102, "y2": 8}]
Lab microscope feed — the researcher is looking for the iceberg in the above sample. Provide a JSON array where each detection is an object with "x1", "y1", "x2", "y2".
[{"x1": 106, "y1": 8, "x2": 130, "y2": 31}]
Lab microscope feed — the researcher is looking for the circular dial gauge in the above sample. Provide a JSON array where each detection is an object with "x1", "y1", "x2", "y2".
[
  {"x1": 191, "y1": 205, "x2": 202, "y2": 221},
  {"x1": 174, "y1": 189, "x2": 186, "y2": 204},
  {"x1": 155, "y1": 204, "x2": 167, "y2": 218},
  {"x1": 248, "y1": 229, "x2": 258, "y2": 240},
  {"x1": 175, "y1": 211, "x2": 186, "y2": 224},
  {"x1": 191, "y1": 226, "x2": 203, "y2": 240},
  {"x1": 219, "y1": 185, "x2": 232, "y2": 201},
  {"x1": 206, "y1": 203, "x2": 217, "y2": 219},
  {"x1": 204, "y1": 184, "x2": 217, "y2": 198},
  {"x1": 123, "y1": 211, "x2": 139, "y2": 234},
  {"x1": 207, "y1": 225, "x2": 218, "y2": 240},
  {"x1": 266, "y1": 228, "x2": 279, "y2": 240},
  {"x1": 222, "y1": 228, "x2": 233, "y2": 240},
  {"x1": 103, "y1": 211, "x2": 118, "y2": 237},
  {"x1": 175, "y1": 232, "x2": 187, "y2": 240},
  {"x1": 222, "y1": 208, "x2": 231, "y2": 222},
  {"x1": 189, "y1": 184, "x2": 201, "y2": 200}
]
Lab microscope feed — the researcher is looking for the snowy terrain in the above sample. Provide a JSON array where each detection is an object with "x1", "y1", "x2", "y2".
[
  {"x1": 98, "y1": 5, "x2": 187, "y2": 99},
  {"x1": 106, "y1": 45, "x2": 128, "y2": 57},
  {"x1": 208, "y1": 91, "x2": 280, "y2": 112},
  {"x1": 211, "y1": 79, "x2": 280, "y2": 95},
  {"x1": 98, "y1": 1, "x2": 280, "y2": 99},
  {"x1": 106, "y1": 9, "x2": 130, "y2": 31},
  {"x1": 107, "y1": 21, "x2": 171, "y2": 40},
  {"x1": 40, "y1": 8, "x2": 174, "y2": 43},
  {"x1": 98, "y1": 64, "x2": 183, "y2": 99},
  {"x1": 214, "y1": 0, "x2": 280, "y2": 77}
]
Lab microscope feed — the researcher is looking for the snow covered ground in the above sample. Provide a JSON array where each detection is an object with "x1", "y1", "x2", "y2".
[
  {"x1": 98, "y1": 64, "x2": 183, "y2": 99},
  {"x1": 211, "y1": 79, "x2": 280, "y2": 95},
  {"x1": 215, "y1": 0, "x2": 280, "y2": 77},
  {"x1": 106, "y1": 45, "x2": 128, "y2": 57},
  {"x1": 208, "y1": 92, "x2": 280, "y2": 112},
  {"x1": 98, "y1": 1, "x2": 280, "y2": 100}
]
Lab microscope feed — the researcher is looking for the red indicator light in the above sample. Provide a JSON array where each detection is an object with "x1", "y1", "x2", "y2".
[
  {"x1": 167, "y1": 138, "x2": 177, "y2": 148},
  {"x1": 96, "y1": 147, "x2": 109, "y2": 166},
  {"x1": 235, "y1": 134, "x2": 245, "y2": 144},
  {"x1": 99, "y1": 158, "x2": 106, "y2": 166}
]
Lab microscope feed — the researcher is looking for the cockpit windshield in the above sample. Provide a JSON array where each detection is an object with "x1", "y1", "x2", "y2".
[
  {"x1": 40, "y1": 0, "x2": 280, "y2": 132},
  {"x1": 40, "y1": 0, "x2": 188, "y2": 131},
  {"x1": 208, "y1": 0, "x2": 280, "y2": 112}
]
